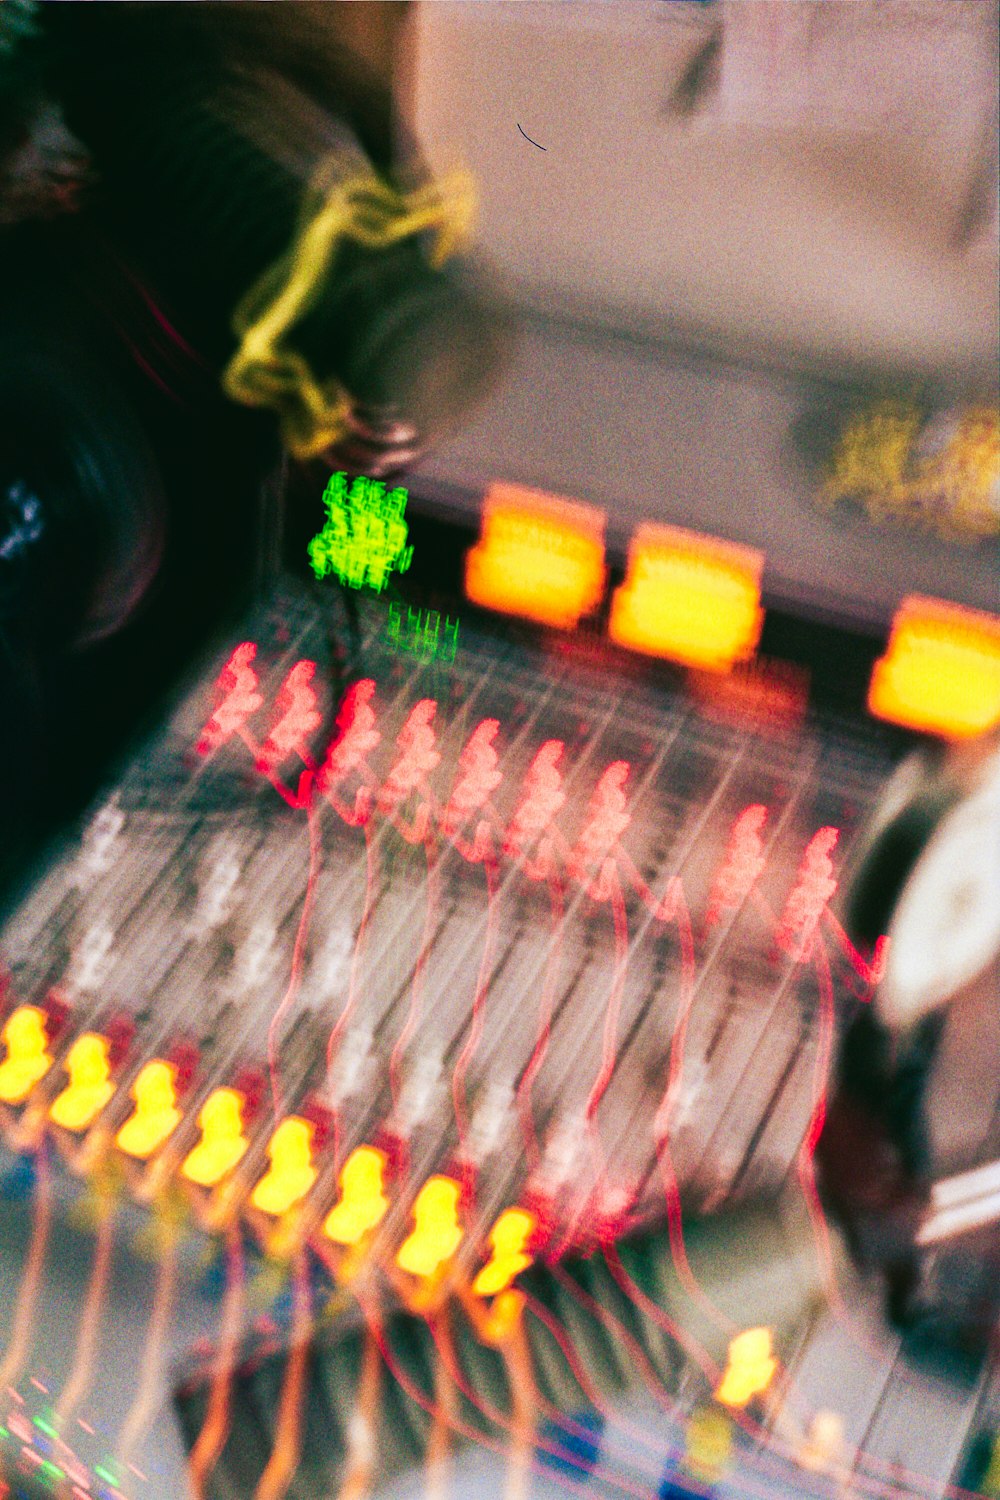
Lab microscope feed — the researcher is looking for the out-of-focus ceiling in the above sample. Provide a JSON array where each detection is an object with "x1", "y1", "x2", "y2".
[{"x1": 410, "y1": 0, "x2": 998, "y2": 389}]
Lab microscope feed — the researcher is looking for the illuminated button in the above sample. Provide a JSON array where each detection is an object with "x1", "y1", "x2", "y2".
[
  {"x1": 250, "y1": 1117, "x2": 317, "y2": 1217},
  {"x1": 464, "y1": 483, "x2": 606, "y2": 629},
  {"x1": 609, "y1": 523, "x2": 764, "y2": 671},
  {"x1": 0, "y1": 1005, "x2": 53, "y2": 1105},
  {"x1": 322, "y1": 1145, "x2": 389, "y2": 1246},
  {"x1": 714, "y1": 1326, "x2": 778, "y2": 1409},
  {"x1": 472, "y1": 1207, "x2": 536, "y2": 1297},
  {"x1": 180, "y1": 1088, "x2": 249, "y2": 1188},
  {"x1": 115, "y1": 1061, "x2": 183, "y2": 1159},
  {"x1": 395, "y1": 1175, "x2": 463, "y2": 1280},
  {"x1": 868, "y1": 595, "x2": 1000, "y2": 739},
  {"x1": 49, "y1": 1033, "x2": 116, "y2": 1131}
]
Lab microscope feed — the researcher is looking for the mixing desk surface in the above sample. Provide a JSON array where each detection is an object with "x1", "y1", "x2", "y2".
[{"x1": 0, "y1": 578, "x2": 994, "y2": 1500}]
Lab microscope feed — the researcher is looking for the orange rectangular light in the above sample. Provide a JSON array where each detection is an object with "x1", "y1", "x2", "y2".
[
  {"x1": 869, "y1": 595, "x2": 1000, "y2": 740},
  {"x1": 609, "y1": 523, "x2": 764, "y2": 671},
  {"x1": 465, "y1": 483, "x2": 607, "y2": 629}
]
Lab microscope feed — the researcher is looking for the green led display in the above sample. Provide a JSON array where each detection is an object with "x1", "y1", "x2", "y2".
[
  {"x1": 386, "y1": 603, "x2": 459, "y2": 664},
  {"x1": 308, "y1": 472, "x2": 414, "y2": 592}
]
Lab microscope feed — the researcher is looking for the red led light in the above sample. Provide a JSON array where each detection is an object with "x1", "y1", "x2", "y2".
[
  {"x1": 378, "y1": 699, "x2": 441, "y2": 811},
  {"x1": 504, "y1": 740, "x2": 566, "y2": 858},
  {"x1": 197, "y1": 642, "x2": 264, "y2": 755},
  {"x1": 256, "y1": 660, "x2": 322, "y2": 775},
  {"x1": 775, "y1": 827, "x2": 840, "y2": 961},
  {"x1": 704, "y1": 804, "x2": 768, "y2": 929},
  {"x1": 570, "y1": 762, "x2": 631, "y2": 879},
  {"x1": 442, "y1": 719, "x2": 502, "y2": 836},
  {"x1": 319, "y1": 679, "x2": 381, "y2": 787}
]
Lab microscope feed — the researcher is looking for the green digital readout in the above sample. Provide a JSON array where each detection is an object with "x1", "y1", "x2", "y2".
[
  {"x1": 387, "y1": 603, "x2": 459, "y2": 664},
  {"x1": 308, "y1": 472, "x2": 414, "y2": 591}
]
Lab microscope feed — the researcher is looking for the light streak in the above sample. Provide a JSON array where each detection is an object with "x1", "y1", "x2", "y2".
[
  {"x1": 388, "y1": 841, "x2": 440, "y2": 1120},
  {"x1": 516, "y1": 872, "x2": 565, "y2": 1171},
  {"x1": 451, "y1": 845, "x2": 501, "y2": 1160},
  {"x1": 326, "y1": 815, "x2": 377, "y2": 1097},
  {"x1": 53, "y1": 1192, "x2": 115, "y2": 1429},
  {"x1": 187, "y1": 1230, "x2": 244, "y2": 1500},
  {"x1": 267, "y1": 782, "x2": 321, "y2": 1119},
  {"x1": 0, "y1": 1147, "x2": 51, "y2": 1393},
  {"x1": 254, "y1": 1254, "x2": 312, "y2": 1500},
  {"x1": 113, "y1": 1220, "x2": 177, "y2": 1474},
  {"x1": 335, "y1": 1321, "x2": 381, "y2": 1500}
]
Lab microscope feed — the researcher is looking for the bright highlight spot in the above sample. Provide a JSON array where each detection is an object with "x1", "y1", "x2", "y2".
[
  {"x1": 49, "y1": 1033, "x2": 115, "y2": 1131},
  {"x1": 868, "y1": 594, "x2": 1000, "y2": 739},
  {"x1": 715, "y1": 1326, "x2": 778, "y2": 1408},
  {"x1": 250, "y1": 1116, "x2": 317, "y2": 1216},
  {"x1": 472, "y1": 1207, "x2": 536, "y2": 1297},
  {"x1": 180, "y1": 1088, "x2": 249, "y2": 1187},
  {"x1": 322, "y1": 1145, "x2": 389, "y2": 1246},
  {"x1": 465, "y1": 483, "x2": 607, "y2": 629},
  {"x1": 115, "y1": 1060, "x2": 183, "y2": 1159},
  {"x1": 0, "y1": 1006, "x2": 53, "y2": 1105},
  {"x1": 395, "y1": 1175, "x2": 463, "y2": 1279},
  {"x1": 609, "y1": 522, "x2": 764, "y2": 671}
]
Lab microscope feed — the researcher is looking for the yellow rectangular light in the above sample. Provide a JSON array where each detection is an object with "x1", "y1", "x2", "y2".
[
  {"x1": 609, "y1": 523, "x2": 764, "y2": 671},
  {"x1": 465, "y1": 483, "x2": 607, "y2": 629},
  {"x1": 868, "y1": 595, "x2": 1000, "y2": 740}
]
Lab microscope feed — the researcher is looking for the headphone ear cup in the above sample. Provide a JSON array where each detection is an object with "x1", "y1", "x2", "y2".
[{"x1": 0, "y1": 328, "x2": 166, "y2": 650}]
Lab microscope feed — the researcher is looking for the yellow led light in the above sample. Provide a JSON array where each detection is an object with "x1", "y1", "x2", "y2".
[
  {"x1": 609, "y1": 523, "x2": 764, "y2": 671},
  {"x1": 180, "y1": 1087, "x2": 249, "y2": 1188},
  {"x1": 465, "y1": 483, "x2": 607, "y2": 629},
  {"x1": 472, "y1": 1207, "x2": 536, "y2": 1297},
  {"x1": 715, "y1": 1326, "x2": 778, "y2": 1409},
  {"x1": 0, "y1": 1005, "x2": 53, "y2": 1105},
  {"x1": 868, "y1": 595, "x2": 1000, "y2": 740},
  {"x1": 250, "y1": 1116, "x2": 317, "y2": 1217},
  {"x1": 395, "y1": 1175, "x2": 463, "y2": 1280},
  {"x1": 115, "y1": 1060, "x2": 183, "y2": 1160},
  {"x1": 323, "y1": 1145, "x2": 389, "y2": 1246},
  {"x1": 49, "y1": 1033, "x2": 116, "y2": 1132}
]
